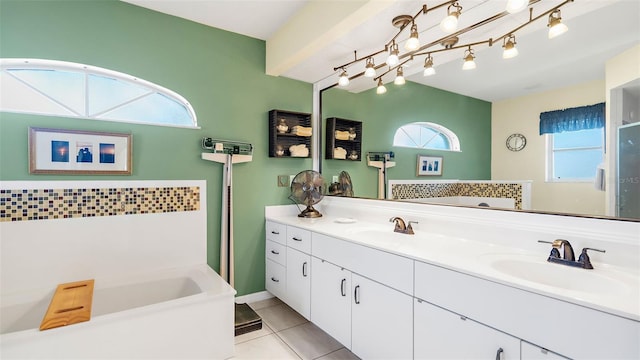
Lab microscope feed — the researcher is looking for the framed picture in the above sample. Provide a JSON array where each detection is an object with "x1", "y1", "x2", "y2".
[
  {"x1": 29, "y1": 127, "x2": 132, "y2": 175},
  {"x1": 417, "y1": 155, "x2": 443, "y2": 176}
]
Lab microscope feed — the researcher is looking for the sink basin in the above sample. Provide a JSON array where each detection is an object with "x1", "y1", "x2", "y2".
[{"x1": 479, "y1": 253, "x2": 636, "y2": 294}]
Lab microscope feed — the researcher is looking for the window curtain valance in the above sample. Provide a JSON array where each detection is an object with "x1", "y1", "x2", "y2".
[{"x1": 539, "y1": 102, "x2": 605, "y2": 135}]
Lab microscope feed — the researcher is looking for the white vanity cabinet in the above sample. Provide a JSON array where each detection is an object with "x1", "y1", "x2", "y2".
[
  {"x1": 414, "y1": 298, "x2": 520, "y2": 359},
  {"x1": 311, "y1": 233, "x2": 414, "y2": 359},
  {"x1": 264, "y1": 221, "x2": 312, "y2": 319}
]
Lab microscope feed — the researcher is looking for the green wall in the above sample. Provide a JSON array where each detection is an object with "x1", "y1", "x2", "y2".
[
  {"x1": 0, "y1": 0, "x2": 312, "y2": 296},
  {"x1": 321, "y1": 82, "x2": 492, "y2": 198}
]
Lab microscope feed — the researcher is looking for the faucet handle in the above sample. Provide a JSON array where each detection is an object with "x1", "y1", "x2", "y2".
[{"x1": 578, "y1": 247, "x2": 606, "y2": 269}]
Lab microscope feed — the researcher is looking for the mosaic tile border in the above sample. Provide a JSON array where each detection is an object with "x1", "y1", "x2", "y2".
[
  {"x1": 391, "y1": 182, "x2": 523, "y2": 210},
  {"x1": 0, "y1": 186, "x2": 200, "y2": 222}
]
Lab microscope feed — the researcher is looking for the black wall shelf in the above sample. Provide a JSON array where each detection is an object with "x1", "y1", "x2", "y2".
[
  {"x1": 268, "y1": 109, "x2": 312, "y2": 158},
  {"x1": 325, "y1": 117, "x2": 362, "y2": 161}
]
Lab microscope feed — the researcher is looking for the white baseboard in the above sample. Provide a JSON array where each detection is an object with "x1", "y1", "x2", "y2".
[{"x1": 235, "y1": 290, "x2": 273, "y2": 304}]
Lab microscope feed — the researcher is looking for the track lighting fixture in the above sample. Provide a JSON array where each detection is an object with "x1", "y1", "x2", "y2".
[
  {"x1": 502, "y1": 34, "x2": 519, "y2": 59},
  {"x1": 506, "y1": 0, "x2": 528, "y2": 14},
  {"x1": 423, "y1": 55, "x2": 435, "y2": 76},
  {"x1": 376, "y1": 78, "x2": 387, "y2": 94},
  {"x1": 364, "y1": 58, "x2": 376, "y2": 78},
  {"x1": 548, "y1": 9, "x2": 568, "y2": 39},
  {"x1": 394, "y1": 67, "x2": 406, "y2": 85},
  {"x1": 338, "y1": 69, "x2": 349, "y2": 86},
  {"x1": 405, "y1": 23, "x2": 420, "y2": 51},
  {"x1": 462, "y1": 48, "x2": 476, "y2": 70},
  {"x1": 330, "y1": 0, "x2": 575, "y2": 91},
  {"x1": 440, "y1": 2, "x2": 462, "y2": 33},
  {"x1": 387, "y1": 42, "x2": 400, "y2": 66}
]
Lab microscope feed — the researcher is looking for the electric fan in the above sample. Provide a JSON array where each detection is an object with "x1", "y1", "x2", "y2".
[{"x1": 290, "y1": 170, "x2": 325, "y2": 218}]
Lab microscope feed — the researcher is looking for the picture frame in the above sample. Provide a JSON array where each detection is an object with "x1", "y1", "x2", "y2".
[
  {"x1": 417, "y1": 155, "x2": 443, "y2": 176},
  {"x1": 29, "y1": 127, "x2": 132, "y2": 175}
]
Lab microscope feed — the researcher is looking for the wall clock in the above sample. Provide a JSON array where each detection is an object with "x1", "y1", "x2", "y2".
[{"x1": 506, "y1": 133, "x2": 526, "y2": 151}]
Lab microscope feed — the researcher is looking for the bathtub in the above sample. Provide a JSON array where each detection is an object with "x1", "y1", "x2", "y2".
[{"x1": 0, "y1": 264, "x2": 236, "y2": 359}]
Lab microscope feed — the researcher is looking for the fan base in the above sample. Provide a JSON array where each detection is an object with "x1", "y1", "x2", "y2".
[{"x1": 298, "y1": 206, "x2": 322, "y2": 218}]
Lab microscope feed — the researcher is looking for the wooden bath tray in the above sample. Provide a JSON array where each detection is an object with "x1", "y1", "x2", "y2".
[{"x1": 40, "y1": 279, "x2": 95, "y2": 331}]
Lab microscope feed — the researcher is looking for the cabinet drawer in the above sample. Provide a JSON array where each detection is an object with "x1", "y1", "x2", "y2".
[
  {"x1": 266, "y1": 259, "x2": 286, "y2": 300},
  {"x1": 287, "y1": 226, "x2": 311, "y2": 254},
  {"x1": 266, "y1": 240, "x2": 286, "y2": 266},
  {"x1": 312, "y1": 233, "x2": 413, "y2": 295},
  {"x1": 266, "y1": 221, "x2": 286, "y2": 245}
]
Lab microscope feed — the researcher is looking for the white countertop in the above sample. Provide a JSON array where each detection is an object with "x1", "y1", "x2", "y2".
[{"x1": 266, "y1": 210, "x2": 640, "y2": 322}]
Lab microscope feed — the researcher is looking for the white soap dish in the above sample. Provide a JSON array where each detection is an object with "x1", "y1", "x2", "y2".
[{"x1": 335, "y1": 218, "x2": 357, "y2": 224}]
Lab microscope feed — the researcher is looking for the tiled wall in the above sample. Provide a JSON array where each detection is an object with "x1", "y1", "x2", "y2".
[
  {"x1": 0, "y1": 186, "x2": 200, "y2": 222},
  {"x1": 391, "y1": 182, "x2": 523, "y2": 210}
]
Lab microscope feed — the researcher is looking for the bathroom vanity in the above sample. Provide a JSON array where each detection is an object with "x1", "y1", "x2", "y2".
[{"x1": 265, "y1": 197, "x2": 639, "y2": 359}]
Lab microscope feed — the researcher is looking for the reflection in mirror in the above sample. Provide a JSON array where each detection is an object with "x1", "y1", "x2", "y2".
[{"x1": 319, "y1": 55, "x2": 640, "y2": 220}]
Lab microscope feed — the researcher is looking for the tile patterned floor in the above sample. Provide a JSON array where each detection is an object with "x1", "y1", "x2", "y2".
[{"x1": 233, "y1": 298, "x2": 360, "y2": 360}]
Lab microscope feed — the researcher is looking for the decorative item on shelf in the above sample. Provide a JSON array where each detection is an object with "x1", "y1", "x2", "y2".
[
  {"x1": 348, "y1": 127, "x2": 357, "y2": 140},
  {"x1": 348, "y1": 150, "x2": 359, "y2": 160},
  {"x1": 333, "y1": 147, "x2": 347, "y2": 159},
  {"x1": 277, "y1": 118, "x2": 289, "y2": 134},
  {"x1": 330, "y1": 0, "x2": 573, "y2": 93},
  {"x1": 291, "y1": 125, "x2": 312, "y2": 137},
  {"x1": 275, "y1": 145, "x2": 285, "y2": 157}
]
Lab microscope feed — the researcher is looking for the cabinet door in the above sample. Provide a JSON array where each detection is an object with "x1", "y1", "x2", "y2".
[
  {"x1": 521, "y1": 342, "x2": 569, "y2": 360},
  {"x1": 310, "y1": 257, "x2": 351, "y2": 349},
  {"x1": 414, "y1": 298, "x2": 520, "y2": 360},
  {"x1": 286, "y1": 247, "x2": 311, "y2": 319},
  {"x1": 351, "y1": 274, "x2": 413, "y2": 360}
]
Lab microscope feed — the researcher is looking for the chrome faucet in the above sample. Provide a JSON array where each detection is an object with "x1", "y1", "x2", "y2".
[
  {"x1": 389, "y1": 217, "x2": 417, "y2": 235},
  {"x1": 538, "y1": 239, "x2": 605, "y2": 269}
]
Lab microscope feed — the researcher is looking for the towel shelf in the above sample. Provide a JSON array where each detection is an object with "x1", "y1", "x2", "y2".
[
  {"x1": 269, "y1": 109, "x2": 312, "y2": 158},
  {"x1": 325, "y1": 117, "x2": 362, "y2": 161}
]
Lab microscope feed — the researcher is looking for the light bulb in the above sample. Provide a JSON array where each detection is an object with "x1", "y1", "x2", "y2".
[
  {"x1": 506, "y1": 0, "x2": 527, "y2": 14},
  {"x1": 440, "y1": 3, "x2": 461, "y2": 33},
  {"x1": 376, "y1": 79, "x2": 387, "y2": 94},
  {"x1": 404, "y1": 24, "x2": 420, "y2": 51},
  {"x1": 338, "y1": 70, "x2": 349, "y2": 86},
  {"x1": 462, "y1": 49, "x2": 476, "y2": 70},
  {"x1": 364, "y1": 58, "x2": 376, "y2": 78},
  {"x1": 394, "y1": 67, "x2": 405, "y2": 85},
  {"x1": 387, "y1": 43, "x2": 399, "y2": 66},
  {"x1": 502, "y1": 35, "x2": 518, "y2": 59},
  {"x1": 423, "y1": 55, "x2": 435, "y2": 76},
  {"x1": 548, "y1": 10, "x2": 568, "y2": 39}
]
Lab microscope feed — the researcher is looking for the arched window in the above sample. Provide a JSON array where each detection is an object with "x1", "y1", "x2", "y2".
[
  {"x1": 393, "y1": 122, "x2": 460, "y2": 151},
  {"x1": 0, "y1": 59, "x2": 198, "y2": 128}
]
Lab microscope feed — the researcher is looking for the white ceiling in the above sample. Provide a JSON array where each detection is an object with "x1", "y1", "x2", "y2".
[{"x1": 123, "y1": 0, "x2": 639, "y2": 102}]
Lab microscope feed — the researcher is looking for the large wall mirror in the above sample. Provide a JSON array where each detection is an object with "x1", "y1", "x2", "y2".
[{"x1": 315, "y1": 1, "x2": 639, "y2": 221}]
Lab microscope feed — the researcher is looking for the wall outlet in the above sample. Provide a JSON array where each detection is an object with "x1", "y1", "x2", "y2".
[
  {"x1": 332, "y1": 175, "x2": 338, "y2": 183},
  {"x1": 277, "y1": 175, "x2": 290, "y2": 187}
]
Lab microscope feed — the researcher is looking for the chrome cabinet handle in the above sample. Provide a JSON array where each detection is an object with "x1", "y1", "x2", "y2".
[
  {"x1": 271, "y1": 230, "x2": 280, "y2": 235},
  {"x1": 302, "y1": 262, "x2": 308, "y2": 277},
  {"x1": 495, "y1": 348, "x2": 504, "y2": 360},
  {"x1": 270, "y1": 250, "x2": 279, "y2": 255},
  {"x1": 340, "y1": 279, "x2": 346, "y2": 296},
  {"x1": 271, "y1": 277, "x2": 279, "y2": 283},
  {"x1": 292, "y1": 237, "x2": 302, "y2": 241},
  {"x1": 354, "y1": 285, "x2": 360, "y2": 304}
]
